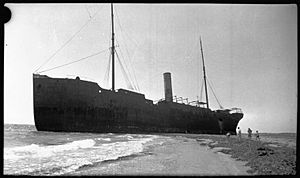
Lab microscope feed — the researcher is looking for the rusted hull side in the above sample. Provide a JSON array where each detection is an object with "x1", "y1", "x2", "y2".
[{"x1": 33, "y1": 74, "x2": 242, "y2": 134}]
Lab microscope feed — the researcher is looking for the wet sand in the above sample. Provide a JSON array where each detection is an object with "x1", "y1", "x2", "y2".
[{"x1": 71, "y1": 136, "x2": 251, "y2": 176}]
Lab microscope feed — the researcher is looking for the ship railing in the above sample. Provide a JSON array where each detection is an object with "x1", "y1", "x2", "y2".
[
  {"x1": 155, "y1": 97, "x2": 206, "y2": 107},
  {"x1": 188, "y1": 100, "x2": 206, "y2": 107},
  {"x1": 229, "y1": 108, "x2": 243, "y2": 114},
  {"x1": 173, "y1": 96, "x2": 189, "y2": 104},
  {"x1": 154, "y1": 96, "x2": 187, "y2": 104}
]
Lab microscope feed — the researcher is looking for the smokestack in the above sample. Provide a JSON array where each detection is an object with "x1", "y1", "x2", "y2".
[{"x1": 163, "y1": 72, "x2": 173, "y2": 102}]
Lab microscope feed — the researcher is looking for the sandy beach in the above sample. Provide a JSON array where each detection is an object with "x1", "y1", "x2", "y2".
[
  {"x1": 70, "y1": 133, "x2": 296, "y2": 176},
  {"x1": 180, "y1": 133, "x2": 296, "y2": 175},
  {"x1": 69, "y1": 135, "x2": 251, "y2": 176}
]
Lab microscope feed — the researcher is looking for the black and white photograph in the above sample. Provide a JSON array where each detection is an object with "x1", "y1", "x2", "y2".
[{"x1": 3, "y1": 3, "x2": 297, "y2": 176}]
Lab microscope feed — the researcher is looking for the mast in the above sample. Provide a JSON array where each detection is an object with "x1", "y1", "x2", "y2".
[
  {"x1": 199, "y1": 36, "x2": 209, "y2": 109},
  {"x1": 111, "y1": 3, "x2": 115, "y2": 91}
]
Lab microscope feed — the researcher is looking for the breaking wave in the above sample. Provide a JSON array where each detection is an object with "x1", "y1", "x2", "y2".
[
  {"x1": 4, "y1": 139, "x2": 96, "y2": 160},
  {"x1": 4, "y1": 135, "x2": 158, "y2": 176},
  {"x1": 96, "y1": 138, "x2": 111, "y2": 141}
]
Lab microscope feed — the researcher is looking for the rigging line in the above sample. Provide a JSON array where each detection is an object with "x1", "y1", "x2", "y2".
[
  {"x1": 104, "y1": 48, "x2": 112, "y2": 87},
  {"x1": 115, "y1": 10, "x2": 140, "y2": 91},
  {"x1": 115, "y1": 49, "x2": 133, "y2": 90},
  {"x1": 207, "y1": 79, "x2": 223, "y2": 109},
  {"x1": 115, "y1": 26, "x2": 136, "y2": 82},
  {"x1": 118, "y1": 46, "x2": 137, "y2": 91},
  {"x1": 115, "y1": 49, "x2": 135, "y2": 90},
  {"x1": 128, "y1": 43, "x2": 141, "y2": 91},
  {"x1": 115, "y1": 39, "x2": 137, "y2": 91},
  {"x1": 34, "y1": 5, "x2": 103, "y2": 73},
  {"x1": 115, "y1": 8, "x2": 139, "y2": 48},
  {"x1": 117, "y1": 35, "x2": 140, "y2": 91},
  {"x1": 38, "y1": 48, "x2": 109, "y2": 74},
  {"x1": 197, "y1": 59, "x2": 202, "y2": 103},
  {"x1": 200, "y1": 78, "x2": 204, "y2": 102},
  {"x1": 117, "y1": 47, "x2": 136, "y2": 90},
  {"x1": 119, "y1": 33, "x2": 140, "y2": 91},
  {"x1": 130, "y1": 42, "x2": 140, "y2": 91},
  {"x1": 104, "y1": 41, "x2": 112, "y2": 87},
  {"x1": 85, "y1": 5, "x2": 91, "y2": 18}
]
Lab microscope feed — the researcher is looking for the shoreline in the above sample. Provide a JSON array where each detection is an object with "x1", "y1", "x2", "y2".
[
  {"x1": 69, "y1": 135, "x2": 252, "y2": 176},
  {"x1": 69, "y1": 133, "x2": 296, "y2": 176},
  {"x1": 171, "y1": 133, "x2": 296, "y2": 175}
]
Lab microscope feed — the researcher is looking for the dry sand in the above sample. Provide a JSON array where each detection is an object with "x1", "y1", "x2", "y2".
[
  {"x1": 258, "y1": 133, "x2": 296, "y2": 148},
  {"x1": 182, "y1": 133, "x2": 297, "y2": 175}
]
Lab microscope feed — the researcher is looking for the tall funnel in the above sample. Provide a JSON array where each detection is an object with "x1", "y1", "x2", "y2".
[{"x1": 163, "y1": 72, "x2": 173, "y2": 102}]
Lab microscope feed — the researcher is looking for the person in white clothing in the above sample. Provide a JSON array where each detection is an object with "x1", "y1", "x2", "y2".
[{"x1": 237, "y1": 127, "x2": 242, "y2": 142}]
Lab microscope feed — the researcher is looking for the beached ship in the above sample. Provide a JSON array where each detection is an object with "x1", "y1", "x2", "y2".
[{"x1": 33, "y1": 4, "x2": 243, "y2": 134}]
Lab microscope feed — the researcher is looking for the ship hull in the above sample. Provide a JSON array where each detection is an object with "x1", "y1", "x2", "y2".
[{"x1": 33, "y1": 74, "x2": 243, "y2": 135}]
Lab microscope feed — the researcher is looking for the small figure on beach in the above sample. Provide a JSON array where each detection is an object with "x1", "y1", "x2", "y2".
[
  {"x1": 237, "y1": 127, "x2": 242, "y2": 141},
  {"x1": 247, "y1": 128, "x2": 252, "y2": 139},
  {"x1": 255, "y1": 130, "x2": 260, "y2": 141},
  {"x1": 226, "y1": 132, "x2": 231, "y2": 142}
]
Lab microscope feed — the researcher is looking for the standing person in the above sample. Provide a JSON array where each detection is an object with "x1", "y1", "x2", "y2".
[
  {"x1": 255, "y1": 130, "x2": 260, "y2": 141},
  {"x1": 237, "y1": 127, "x2": 242, "y2": 141},
  {"x1": 226, "y1": 132, "x2": 231, "y2": 143},
  {"x1": 247, "y1": 128, "x2": 252, "y2": 139}
]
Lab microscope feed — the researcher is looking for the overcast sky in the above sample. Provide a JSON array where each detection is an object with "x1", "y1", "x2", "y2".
[{"x1": 4, "y1": 4, "x2": 297, "y2": 133}]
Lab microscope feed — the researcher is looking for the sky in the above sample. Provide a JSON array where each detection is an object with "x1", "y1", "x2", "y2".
[{"x1": 4, "y1": 3, "x2": 297, "y2": 133}]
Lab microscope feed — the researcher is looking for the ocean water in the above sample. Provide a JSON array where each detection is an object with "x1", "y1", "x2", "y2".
[{"x1": 3, "y1": 124, "x2": 168, "y2": 176}]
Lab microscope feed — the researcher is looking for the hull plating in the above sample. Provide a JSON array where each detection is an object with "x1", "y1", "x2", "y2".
[{"x1": 33, "y1": 74, "x2": 243, "y2": 134}]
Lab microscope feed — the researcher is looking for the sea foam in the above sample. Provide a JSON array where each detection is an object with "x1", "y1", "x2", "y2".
[
  {"x1": 96, "y1": 138, "x2": 111, "y2": 141},
  {"x1": 4, "y1": 135, "x2": 158, "y2": 176},
  {"x1": 4, "y1": 139, "x2": 96, "y2": 160}
]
